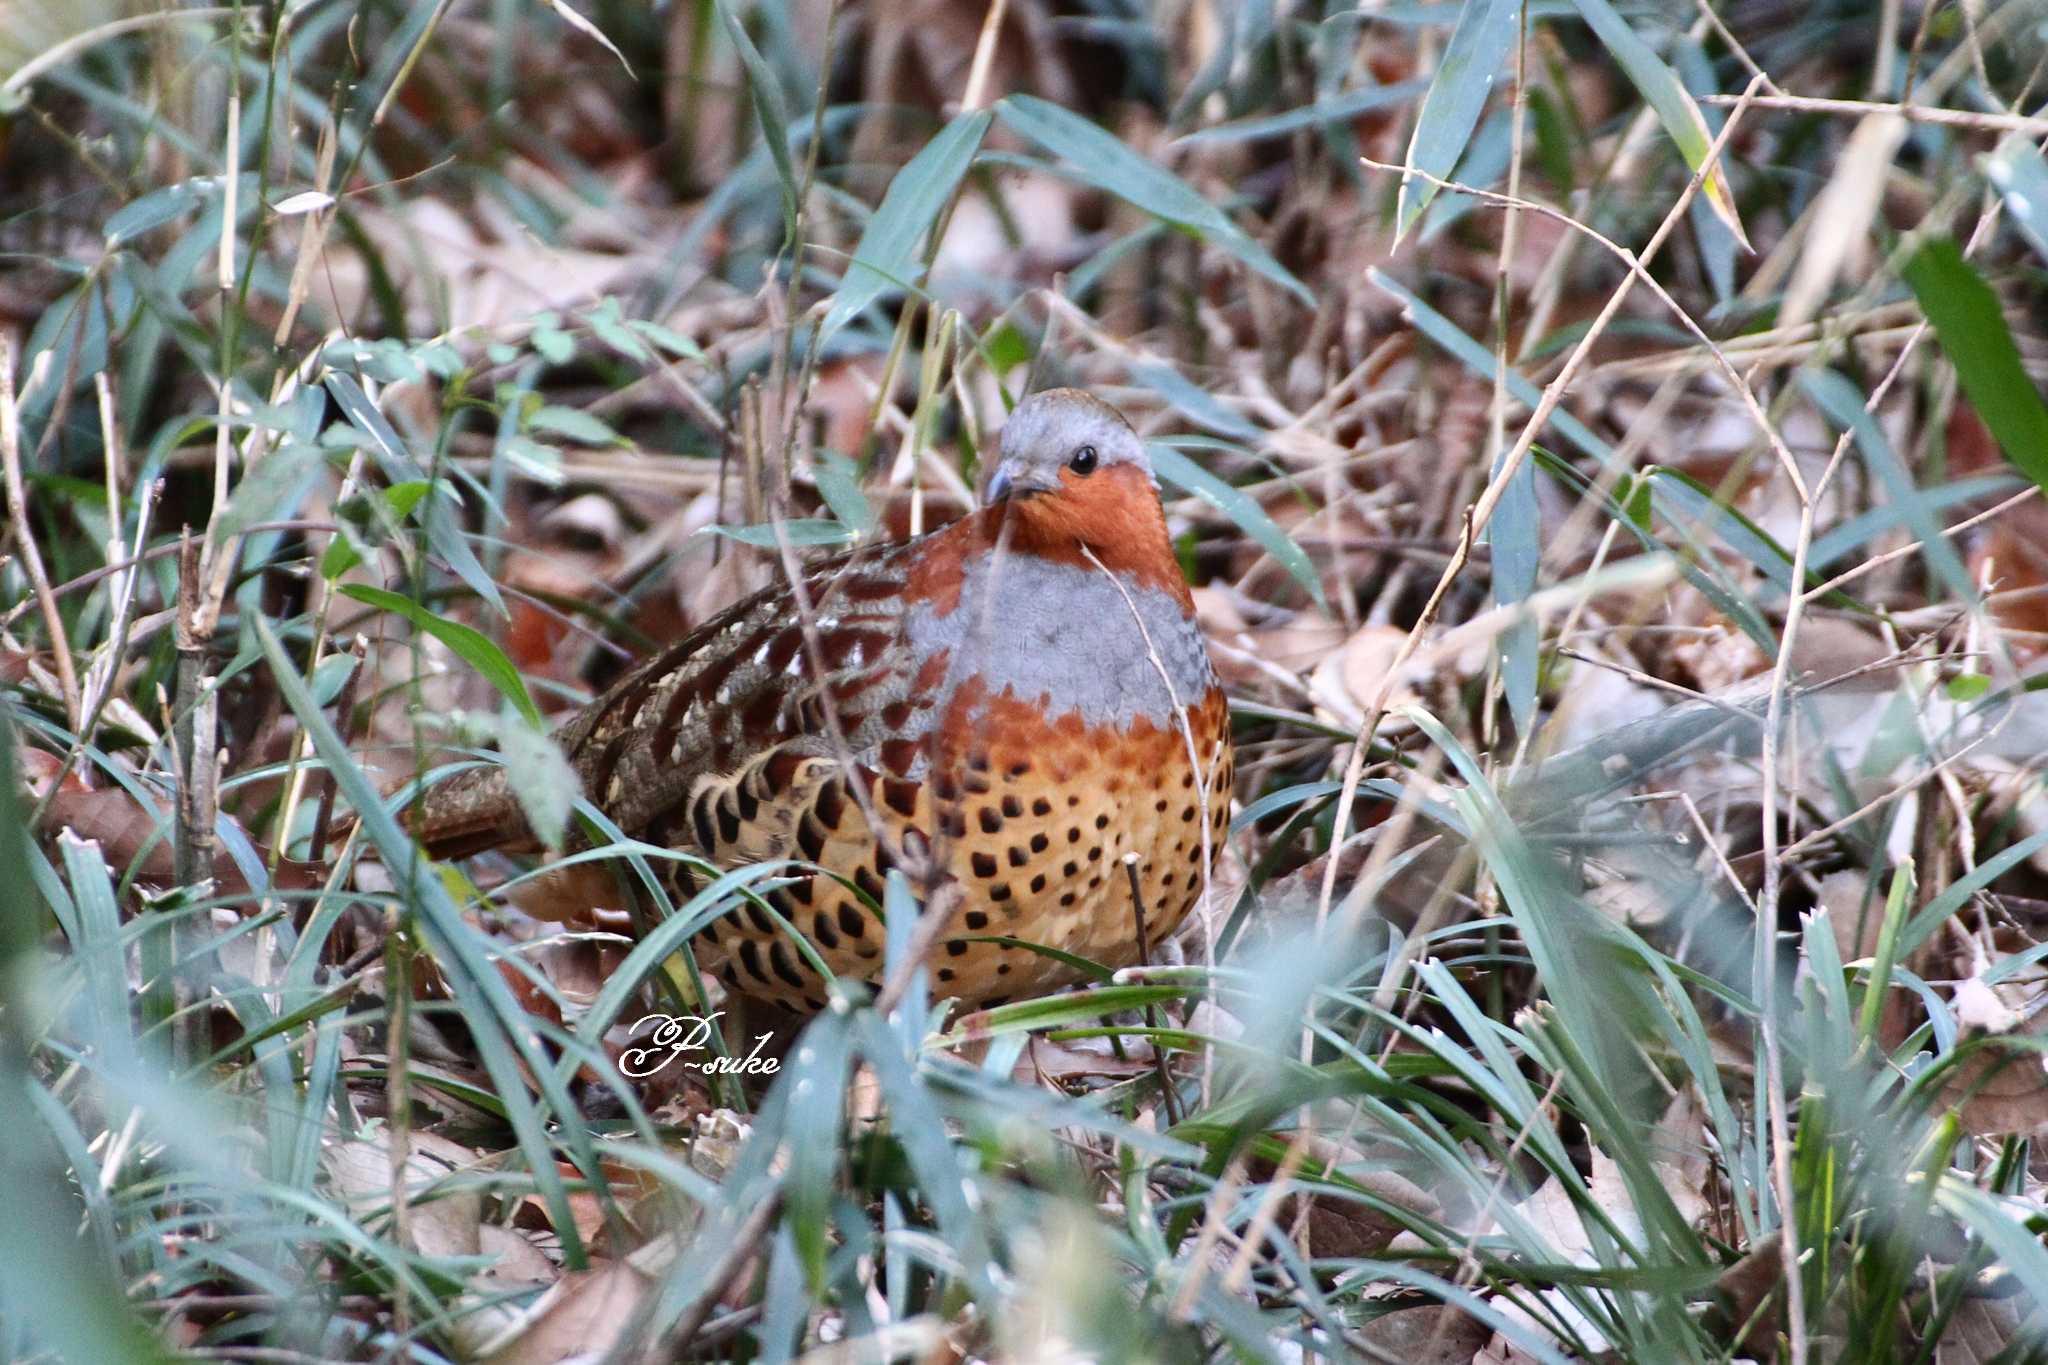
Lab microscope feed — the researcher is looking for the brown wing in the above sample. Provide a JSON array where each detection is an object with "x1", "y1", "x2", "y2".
[{"x1": 409, "y1": 539, "x2": 932, "y2": 861}]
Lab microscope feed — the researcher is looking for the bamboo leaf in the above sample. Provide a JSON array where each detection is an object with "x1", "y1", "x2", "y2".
[
  {"x1": 996, "y1": 94, "x2": 1313, "y2": 305},
  {"x1": 1903, "y1": 235, "x2": 2048, "y2": 494},
  {"x1": 822, "y1": 109, "x2": 991, "y2": 340},
  {"x1": 1149, "y1": 440, "x2": 1325, "y2": 607},
  {"x1": 717, "y1": 0, "x2": 798, "y2": 243},
  {"x1": 1398, "y1": 0, "x2": 1520, "y2": 235},
  {"x1": 1569, "y1": 0, "x2": 1748, "y2": 249},
  {"x1": 338, "y1": 584, "x2": 541, "y2": 725}
]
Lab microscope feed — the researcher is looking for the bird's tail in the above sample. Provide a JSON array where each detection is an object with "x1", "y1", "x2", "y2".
[{"x1": 403, "y1": 763, "x2": 536, "y2": 859}]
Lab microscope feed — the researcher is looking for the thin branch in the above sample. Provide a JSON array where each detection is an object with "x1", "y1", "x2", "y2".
[{"x1": 0, "y1": 333, "x2": 81, "y2": 725}]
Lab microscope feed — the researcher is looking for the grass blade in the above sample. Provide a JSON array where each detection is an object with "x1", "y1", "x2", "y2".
[
  {"x1": 1902, "y1": 235, "x2": 2048, "y2": 493},
  {"x1": 822, "y1": 109, "x2": 991, "y2": 340},
  {"x1": 997, "y1": 94, "x2": 1313, "y2": 305},
  {"x1": 1398, "y1": 0, "x2": 1520, "y2": 235}
]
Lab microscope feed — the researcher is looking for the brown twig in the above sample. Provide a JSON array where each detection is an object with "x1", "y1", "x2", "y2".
[
  {"x1": 0, "y1": 334, "x2": 82, "y2": 725},
  {"x1": 170, "y1": 531, "x2": 221, "y2": 1069},
  {"x1": 1121, "y1": 853, "x2": 1182, "y2": 1129}
]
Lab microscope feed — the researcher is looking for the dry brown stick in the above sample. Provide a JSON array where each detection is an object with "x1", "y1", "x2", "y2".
[
  {"x1": 1122, "y1": 853, "x2": 1182, "y2": 1129},
  {"x1": 1700, "y1": 90, "x2": 2048, "y2": 136},
  {"x1": 170, "y1": 531, "x2": 221, "y2": 1070},
  {"x1": 0, "y1": 334, "x2": 82, "y2": 725},
  {"x1": 0, "y1": 520, "x2": 342, "y2": 632}
]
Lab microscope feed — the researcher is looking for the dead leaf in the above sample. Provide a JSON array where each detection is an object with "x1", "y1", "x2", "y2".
[
  {"x1": 1356, "y1": 1301, "x2": 1493, "y2": 1365},
  {"x1": 478, "y1": 1259, "x2": 652, "y2": 1365},
  {"x1": 323, "y1": 1130, "x2": 484, "y2": 1259}
]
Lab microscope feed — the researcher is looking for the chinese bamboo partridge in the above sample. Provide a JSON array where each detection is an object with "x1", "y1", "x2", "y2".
[{"x1": 413, "y1": 389, "x2": 1232, "y2": 1010}]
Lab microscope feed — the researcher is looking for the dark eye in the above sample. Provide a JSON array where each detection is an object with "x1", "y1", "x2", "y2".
[{"x1": 1069, "y1": 445, "x2": 1099, "y2": 475}]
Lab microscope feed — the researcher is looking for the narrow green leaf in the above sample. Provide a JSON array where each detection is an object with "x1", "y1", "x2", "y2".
[
  {"x1": 338, "y1": 584, "x2": 540, "y2": 725},
  {"x1": 812, "y1": 452, "x2": 876, "y2": 536},
  {"x1": 104, "y1": 173, "x2": 255, "y2": 246},
  {"x1": 1569, "y1": 0, "x2": 1747, "y2": 249},
  {"x1": 1130, "y1": 362, "x2": 1262, "y2": 441},
  {"x1": 250, "y1": 615, "x2": 597, "y2": 1267},
  {"x1": 822, "y1": 109, "x2": 991, "y2": 340},
  {"x1": 1984, "y1": 135, "x2": 2048, "y2": 269},
  {"x1": 707, "y1": 518, "x2": 856, "y2": 548},
  {"x1": 1903, "y1": 236, "x2": 2048, "y2": 493},
  {"x1": 1175, "y1": 79, "x2": 1428, "y2": 146},
  {"x1": 215, "y1": 439, "x2": 329, "y2": 537},
  {"x1": 1399, "y1": 0, "x2": 1520, "y2": 234},
  {"x1": 324, "y1": 373, "x2": 505, "y2": 616},
  {"x1": 626, "y1": 317, "x2": 705, "y2": 359},
  {"x1": 1801, "y1": 368, "x2": 1976, "y2": 605},
  {"x1": 996, "y1": 94, "x2": 1313, "y2": 305},
  {"x1": 1149, "y1": 441, "x2": 1324, "y2": 607},
  {"x1": 527, "y1": 404, "x2": 621, "y2": 445},
  {"x1": 716, "y1": 0, "x2": 798, "y2": 243}
]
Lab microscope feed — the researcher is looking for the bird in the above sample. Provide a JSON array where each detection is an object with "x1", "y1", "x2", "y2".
[{"x1": 410, "y1": 388, "x2": 1233, "y2": 1011}]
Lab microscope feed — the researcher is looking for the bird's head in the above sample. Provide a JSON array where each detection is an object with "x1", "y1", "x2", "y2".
[{"x1": 983, "y1": 389, "x2": 1167, "y2": 565}]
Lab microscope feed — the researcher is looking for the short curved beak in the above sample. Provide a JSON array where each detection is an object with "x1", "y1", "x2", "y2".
[
  {"x1": 984, "y1": 459, "x2": 1057, "y2": 506},
  {"x1": 986, "y1": 463, "x2": 1016, "y2": 505}
]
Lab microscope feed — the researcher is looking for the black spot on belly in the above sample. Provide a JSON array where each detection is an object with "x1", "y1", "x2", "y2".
[
  {"x1": 1031, "y1": 797, "x2": 1053, "y2": 816},
  {"x1": 978, "y1": 807, "x2": 1004, "y2": 834},
  {"x1": 1029, "y1": 874, "x2": 1047, "y2": 894},
  {"x1": 990, "y1": 884, "x2": 1012, "y2": 903},
  {"x1": 971, "y1": 851, "x2": 998, "y2": 879},
  {"x1": 796, "y1": 814, "x2": 827, "y2": 863},
  {"x1": 814, "y1": 779, "x2": 846, "y2": 829},
  {"x1": 1007, "y1": 846, "x2": 1029, "y2": 868},
  {"x1": 813, "y1": 912, "x2": 840, "y2": 949},
  {"x1": 944, "y1": 940, "x2": 968, "y2": 957},
  {"x1": 1094, "y1": 813, "x2": 1110, "y2": 830},
  {"x1": 769, "y1": 942, "x2": 807, "y2": 990},
  {"x1": 838, "y1": 903, "x2": 866, "y2": 939},
  {"x1": 1030, "y1": 833, "x2": 1050, "y2": 853},
  {"x1": 1059, "y1": 891, "x2": 1077, "y2": 907},
  {"x1": 1001, "y1": 795, "x2": 1024, "y2": 819},
  {"x1": 738, "y1": 940, "x2": 769, "y2": 982},
  {"x1": 882, "y1": 778, "x2": 920, "y2": 818},
  {"x1": 964, "y1": 911, "x2": 988, "y2": 931},
  {"x1": 937, "y1": 967, "x2": 956, "y2": 983}
]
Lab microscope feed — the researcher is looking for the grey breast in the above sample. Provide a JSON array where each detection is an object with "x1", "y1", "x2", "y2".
[{"x1": 905, "y1": 553, "x2": 1212, "y2": 733}]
